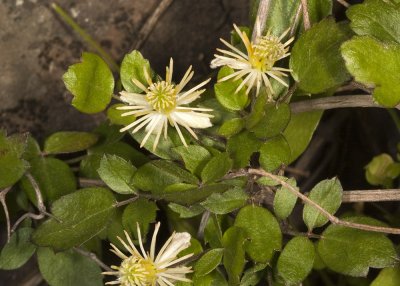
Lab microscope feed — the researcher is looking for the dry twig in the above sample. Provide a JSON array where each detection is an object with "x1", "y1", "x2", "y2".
[{"x1": 0, "y1": 187, "x2": 12, "y2": 242}]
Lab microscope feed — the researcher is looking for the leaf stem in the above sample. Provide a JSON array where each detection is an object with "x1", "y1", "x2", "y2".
[
  {"x1": 74, "y1": 247, "x2": 112, "y2": 271},
  {"x1": 251, "y1": 0, "x2": 272, "y2": 42},
  {"x1": 51, "y1": 3, "x2": 119, "y2": 72},
  {"x1": 300, "y1": 0, "x2": 311, "y2": 30},
  {"x1": 0, "y1": 187, "x2": 12, "y2": 242}
]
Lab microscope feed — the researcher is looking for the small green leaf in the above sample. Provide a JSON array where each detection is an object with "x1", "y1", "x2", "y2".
[
  {"x1": 168, "y1": 203, "x2": 204, "y2": 218},
  {"x1": 107, "y1": 103, "x2": 136, "y2": 126},
  {"x1": 98, "y1": 154, "x2": 137, "y2": 194},
  {"x1": 371, "y1": 267, "x2": 400, "y2": 286},
  {"x1": 20, "y1": 157, "x2": 76, "y2": 203},
  {"x1": 37, "y1": 248, "x2": 103, "y2": 286},
  {"x1": 201, "y1": 187, "x2": 248, "y2": 214},
  {"x1": 215, "y1": 66, "x2": 249, "y2": 111},
  {"x1": 365, "y1": 153, "x2": 400, "y2": 188},
  {"x1": 245, "y1": 92, "x2": 267, "y2": 129},
  {"x1": 277, "y1": 237, "x2": 315, "y2": 285},
  {"x1": 218, "y1": 118, "x2": 245, "y2": 138},
  {"x1": 259, "y1": 135, "x2": 291, "y2": 171},
  {"x1": 234, "y1": 205, "x2": 282, "y2": 263},
  {"x1": 222, "y1": 226, "x2": 247, "y2": 285},
  {"x1": 273, "y1": 178, "x2": 298, "y2": 219},
  {"x1": 341, "y1": 36, "x2": 400, "y2": 107},
  {"x1": 318, "y1": 216, "x2": 397, "y2": 276},
  {"x1": 201, "y1": 153, "x2": 233, "y2": 183},
  {"x1": 250, "y1": 103, "x2": 291, "y2": 139},
  {"x1": 120, "y1": 50, "x2": 152, "y2": 93},
  {"x1": 303, "y1": 178, "x2": 342, "y2": 230},
  {"x1": 44, "y1": 132, "x2": 99, "y2": 154},
  {"x1": 0, "y1": 228, "x2": 36, "y2": 270},
  {"x1": 32, "y1": 188, "x2": 116, "y2": 250},
  {"x1": 133, "y1": 160, "x2": 198, "y2": 193},
  {"x1": 63, "y1": 53, "x2": 114, "y2": 114},
  {"x1": 308, "y1": 0, "x2": 332, "y2": 24},
  {"x1": 173, "y1": 145, "x2": 212, "y2": 176},
  {"x1": 194, "y1": 248, "x2": 224, "y2": 277},
  {"x1": 347, "y1": 0, "x2": 400, "y2": 44},
  {"x1": 290, "y1": 18, "x2": 352, "y2": 93},
  {"x1": 284, "y1": 110, "x2": 323, "y2": 163},
  {"x1": 227, "y1": 131, "x2": 262, "y2": 168},
  {"x1": 240, "y1": 263, "x2": 268, "y2": 286},
  {"x1": 122, "y1": 198, "x2": 158, "y2": 240},
  {"x1": 192, "y1": 270, "x2": 228, "y2": 286}
]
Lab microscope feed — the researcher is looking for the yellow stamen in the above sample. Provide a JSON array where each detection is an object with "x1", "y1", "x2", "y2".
[{"x1": 145, "y1": 81, "x2": 177, "y2": 113}]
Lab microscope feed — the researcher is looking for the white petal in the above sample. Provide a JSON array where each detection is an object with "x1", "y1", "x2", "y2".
[
  {"x1": 119, "y1": 91, "x2": 149, "y2": 106},
  {"x1": 171, "y1": 111, "x2": 213, "y2": 129},
  {"x1": 156, "y1": 232, "x2": 191, "y2": 264}
]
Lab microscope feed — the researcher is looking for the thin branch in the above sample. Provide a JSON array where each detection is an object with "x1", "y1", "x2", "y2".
[
  {"x1": 0, "y1": 187, "x2": 12, "y2": 242},
  {"x1": 337, "y1": 0, "x2": 350, "y2": 8},
  {"x1": 247, "y1": 168, "x2": 400, "y2": 235},
  {"x1": 132, "y1": 0, "x2": 174, "y2": 50},
  {"x1": 79, "y1": 178, "x2": 107, "y2": 188},
  {"x1": 74, "y1": 247, "x2": 112, "y2": 272},
  {"x1": 289, "y1": 4, "x2": 302, "y2": 38},
  {"x1": 114, "y1": 196, "x2": 139, "y2": 208},
  {"x1": 198, "y1": 211, "x2": 210, "y2": 240},
  {"x1": 251, "y1": 0, "x2": 272, "y2": 42},
  {"x1": 300, "y1": 0, "x2": 311, "y2": 30},
  {"x1": 342, "y1": 189, "x2": 400, "y2": 203},
  {"x1": 290, "y1": 95, "x2": 400, "y2": 114}
]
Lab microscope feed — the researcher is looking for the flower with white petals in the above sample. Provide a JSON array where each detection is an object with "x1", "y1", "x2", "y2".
[
  {"x1": 118, "y1": 59, "x2": 213, "y2": 150},
  {"x1": 211, "y1": 24, "x2": 294, "y2": 98},
  {"x1": 103, "y1": 222, "x2": 193, "y2": 286}
]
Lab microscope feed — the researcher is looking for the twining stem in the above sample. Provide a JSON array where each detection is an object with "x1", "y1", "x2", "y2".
[
  {"x1": 74, "y1": 247, "x2": 112, "y2": 272},
  {"x1": 337, "y1": 0, "x2": 350, "y2": 8},
  {"x1": 290, "y1": 95, "x2": 400, "y2": 114},
  {"x1": 342, "y1": 189, "x2": 400, "y2": 203},
  {"x1": 51, "y1": 3, "x2": 119, "y2": 72},
  {"x1": 300, "y1": 0, "x2": 311, "y2": 30},
  {"x1": 114, "y1": 196, "x2": 139, "y2": 208},
  {"x1": 246, "y1": 168, "x2": 400, "y2": 235},
  {"x1": 251, "y1": 0, "x2": 272, "y2": 42},
  {"x1": 0, "y1": 187, "x2": 12, "y2": 242}
]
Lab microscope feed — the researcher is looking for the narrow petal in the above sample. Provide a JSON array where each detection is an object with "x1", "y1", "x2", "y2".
[
  {"x1": 171, "y1": 111, "x2": 213, "y2": 129},
  {"x1": 119, "y1": 91, "x2": 148, "y2": 105}
]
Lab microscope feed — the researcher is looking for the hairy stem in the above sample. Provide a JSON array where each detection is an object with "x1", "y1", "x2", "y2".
[
  {"x1": 0, "y1": 187, "x2": 12, "y2": 242},
  {"x1": 342, "y1": 189, "x2": 400, "y2": 203},
  {"x1": 252, "y1": 0, "x2": 272, "y2": 42},
  {"x1": 300, "y1": 0, "x2": 311, "y2": 30}
]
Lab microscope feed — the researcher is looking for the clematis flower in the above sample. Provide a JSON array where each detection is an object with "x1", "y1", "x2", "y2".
[
  {"x1": 118, "y1": 59, "x2": 213, "y2": 150},
  {"x1": 211, "y1": 24, "x2": 294, "y2": 98},
  {"x1": 103, "y1": 222, "x2": 193, "y2": 286}
]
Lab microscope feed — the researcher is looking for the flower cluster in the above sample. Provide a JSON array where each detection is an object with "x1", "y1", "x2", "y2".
[{"x1": 103, "y1": 222, "x2": 193, "y2": 286}]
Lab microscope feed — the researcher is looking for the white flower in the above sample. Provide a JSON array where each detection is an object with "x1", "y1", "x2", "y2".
[
  {"x1": 103, "y1": 222, "x2": 193, "y2": 286},
  {"x1": 211, "y1": 24, "x2": 294, "y2": 98},
  {"x1": 118, "y1": 59, "x2": 213, "y2": 150}
]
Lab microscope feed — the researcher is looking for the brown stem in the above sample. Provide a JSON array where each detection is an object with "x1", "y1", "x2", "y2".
[
  {"x1": 114, "y1": 196, "x2": 139, "y2": 208},
  {"x1": 251, "y1": 0, "x2": 272, "y2": 42},
  {"x1": 0, "y1": 187, "x2": 12, "y2": 242},
  {"x1": 132, "y1": 0, "x2": 174, "y2": 50},
  {"x1": 290, "y1": 95, "x2": 400, "y2": 114},
  {"x1": 342, "y1": 189, "x2": 400, "y2": 203},
  {"x1": 289, "y1": 4, "x2": 302, "y2": 38},
  {"x1": 74, "y1": 247, "x2": 112, "y2": 272},
  {"x1": 247, "y1": 168, "x2": 400, "y2": 235},
  {"x1": 300, "y1": 0, "x2": 311, "y2": 30}
]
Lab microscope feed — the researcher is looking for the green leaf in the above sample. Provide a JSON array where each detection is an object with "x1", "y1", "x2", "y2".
[
  {"x1": 277, "y1": 237, "x2": 315, "y2": 285},
  {"x1": 249, "y1": 103, "x2": 291, "y2": 139},
  {"x1": 37, "y1": 248, "x2": 102, "y2": 286},
  {"x1": 168, "y1": 203, "x2": 204, "y2": 218},
  {"x1": 308, "y1": 0, "x2": 332, "y2": 25},
  {"x1": 347, "y1": 0, "x2": 400, "y2": 44},
  {"x1": 341, "y1": 36, "x2": 400, "y2": 107},
  {"x1": 218, "y1": 118, "x2": 245, "y2": 137},
  {"x1": 63, "y1": 52, "x2": 114, "y2": 114},
  {"x1": 133, "y1": 160, "x2": 198, "y2": 193},
  {"x1": 107, "y1": 103, "x2": 136, "y2": 126},
  {"x1": 161, "y1": 183, "x2": 231, "y2": 205},
  {"x1": 273, "y1": 178, "x2": 298, "y2": 219},
  {"x1": 173, "y1": 145, "x2": 212, "y2": 176},
  {"x1": 120, "y1": 50, "x2": 152, "y2": 93},
  {"x1": 0, "y1": 228, "x2": 36, "y2": 270},
  {"x1": 44, "y1": 132, "x2": 99, "y2": 154},
  {"x1": 283, "y1": 110, "x2": 323, "y2": 163},
  {"x1": 98, "y1": 154, "x2": 137, "y2": 194},
  {"x1": 303, "y1": 178, "x2": 342, "y2": 230},
  {"x1": 222, "y1": 226, "x2": 247, "y2": 285},
  {"x1": 192, "y1": 270, "x2": 228, "y2": 286},
  {"x1": 371, "y1": 267, "x2": 400, "y2": 286},
  {"x1": 215, "y1": 66, "x2": 249, "y2": 111},
  {"x1": 0, "y1": 132, "x2": 29, "y2": 189},
  {"x1": 201, "y1": 153, "x2": 233, "y2": 183},
  {"x1": 122, "y1": 198, "x2": 158, "y2": 240},
  {"x1": 290, "y1": 18, "x2": 352, "y2": 93},
  {"x1": 201, "y1": 187, "x2": 248, "y2": 214},
  {"x1": 240, "y1": 263, "x2": 267, "y2": 286},
  {"x1": 259, "y1": 135, "x2": 291, "y2": 171},
  {"x1": 32, "y1": 188, "x2": 116, "y2": 250},
  {"x1": 365, "y1": 153, "x2": 400, "y2": 188},
  {"x1": 194, "y1": 248, "x2": 224, "y2": 277},
  {"x1": 318, "y1": 216, "x2": 397, "y2": 276},
  {"x1": 227, "y1": 131, "x2": 262, "y2": 168},
  {"x1": 234, "y1": 205, "x2": 282, "y2": 263},
  {"x1": 20, "y1": 157, "x2": 76, "y2": 203}
]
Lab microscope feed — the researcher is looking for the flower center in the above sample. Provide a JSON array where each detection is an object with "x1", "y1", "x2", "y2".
[
  {"x1": 118, "y1": 256, "x2": 158, "y2": 286},
  {"x1": 146, "y1": 81, "x2": 177, "y2": 113},
  {"x1": 251, "y1": 35, "x2": 287, "y2": 71}
]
